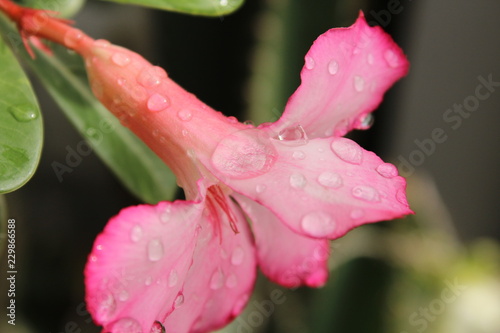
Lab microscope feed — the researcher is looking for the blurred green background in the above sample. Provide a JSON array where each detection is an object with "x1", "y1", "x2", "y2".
[{"x1": 1, "y1": 0, "x2": 499, "y2": 332}]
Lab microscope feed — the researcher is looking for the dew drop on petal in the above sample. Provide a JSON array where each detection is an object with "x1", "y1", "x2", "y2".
[
  {"x1": 290, "y1": 173, "x2": 307, "y2": 189},
  {"x1": 94, "y1": 39, "x2": 110, "y2": 48},
  {"x1": 384, "y1": 49, "x2": 399, "y2": 68},
  {"x1": 301, "y1": 211, "x2": 336, "y2": 237},
  {"x1": 168, "y1": 270, "x2": 178, "y2": 287},
  {"x1": 367, "y1": 53, "x2": 375, "y2": 65},
  {"x1": 357, "y1": 113, "x2": 374, "y2": 130},
  {"x1": 110, "y1": 317, "x2": 142, "y2": 333},
  {"x1": 147, "y1": 94, "x2": 170, "y2": 112},
  {"x1": 354, "y1": 75, "x2": 365, "y2": 92},
  {"x1": 231, "y1": 246, "x2": 244, "y2": 265},
  {"x1": 376, "y1": 163, "x2": 399, "y2": 178},
  {"x1": 226, "y1": 274, "x2": 237, "y2": 289},
  {"x1": 276, "y1": 124, "x2": 308, "y2": 146},
  {"x1": 160, "y1": 206, "x2": 171, "y2": 224},
  {"x1": 64, "y1": 29, "x2": 84, "y2": 48},
  {"x1": 111, "y1": 53, "x2": 130, "y2": 67},
  {"x1": 292, "y1": 150, "x2": 306, "y2": 160},
  {"x1": 150, "y1": 321, "x2": 166, "y2": 333},
  {"x1": 130, "y1": 225, "x2": 143, "y2": 243},
  {"x1": 95, "y1": 291, "x2": 116, "y2": 321},
  {"x1": 210, "y1": 269, "x2": 225, "y2": 290},
  {"x1": 8, "y1": 106, "x2": 38, "y2": 122},
  {"x1": 174, "y1": 293, "x2": 184, "y2": 308},
  {"x1": 147, "y1": 239, "x2": 164, "y2": 262},
  {"x1": 118, "y1": 290, "x2": 129, "y2": 302},
  {"x1": 350, "y1": 209, "x2": 365, "y2": 220},
  {"x1": 256, "y1": 184, "x2": 267, "y2": 193},
  {"x1": 331, "y1": 138, "x2": 363, "y2": 164},
  {"x1": 305, "y1": 56, "x2": 315, "y2": 70},
  {"x1": 177, "y1": 110, "x2": 192, "y2": 121},
  {"x1": 317, "y1": 172, "x2": 343, "y2": 188},
  {"x1": 117, "y1": 77, "x2": 126, "y2": 86},
  {"x1": 328, "y1": 59, "x2": 339, "y2": 75},
  {"x1": 352, "y1": 185, "x2": 380, "y2": 202}
]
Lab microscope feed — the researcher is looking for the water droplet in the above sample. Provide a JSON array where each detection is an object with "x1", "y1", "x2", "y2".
[
  {"x1": 147, "y1": 94, "x2": 170, "y2": 112},
  {"x1": 147, "y1": 239, "x2": 164, "y2": 262},
  {"x1": 317, "y1": 172, "x2": 342, "y2": 188},
  {"x1": 111, "y1": 317, "x2": 142, "y2": 333},
  {"x1": 376, "y1": 163, "x2": 398, "y2": 178},
  {"x1": 276, "y1": 124, "x2": 308, "y2": 146},
  {"x1": 292, "y1": 150, "x2": 306, "y2": 160},
  {"x1": 174, "y1": 293, "x2": 184, "y2": 308},
  {"x1": 367, "y1": 53, "x2": 375, "y2": 65},
  {"x1": 160, "y1": 206, "x2": 171, "y2": 224},
  {"x1": 95, "y1": 292, "x2": 116, "y2": 321},
  {"x1": 130, "y1": 225, "x2": 143, "y2": 243},
  {"x1": 145, "y1": 276, "x2": 153, "y2": 286},
  {"x1": 177, "y1": 110, "x2": 192, "y2": 121},
  {"x1": 64, "y1": 29, "x2": 84, "y2": 48},
  {"x1": 94, "y1": 39, "x2": 110, "y2": 48},
  {"x1": 211, "y1": 129, "x2": 277, "y2": 179},
  {"x1": 354, "y1": 75, "x2": 365, "y2": 92},
  {"x1": 305, "y1": 56, "x2": 315, "y2": 70},
  {"x1": 226, "y1": 274, "x2": 237, "y2": 288},
  {"x1": 168, "y1": 270, "x2": 178, "y2": 287},
  {"x1": 384, "y1": 49, "x2": 399, "y2": 68},
  {"x1": 150, "y1": 321, "x2": 165, "y2": 333},
  {"x1": 231, "y1": 247, "x2": 244, "y2": 265},
  {"x1": 243, "y1": 120, "x2": 255, "y2": 127},
  {"x1": 137, "y1": 66, "x2": 165, "y2": 87},
  {"x1": 220, "y1": 0, "x2": 228, "y2": 6},
  {"x1": 182, "y1": 129, "x2": 189, "y2": 137},
  {"x1": 210, "y1": 269, "x2": 225, "y2": 290},
  {"x1": 290, "y1": 173, "x2": 307, "y2": 189},
  {"x1": 117, "y1": 77, "x2": 126, "y2": 86},
  {"x1": 396, "y1": 189, "x2": 409, "y2": 206},
  {"x1": 350, "y1": 209, "x2": 365, "y2": 219},
  {"x1": 8, "y1": 106, "x2": 37, "y2": 122},
  {"x1": 331, "y1": 138, "x2": 363, "y2": 164},
  {"x1": 357, "y1": 113, "x2": 374, "y2": 130},
  {"x1": 111, "y1": 53, "x2": 130, "y2": 67},
  {"x1": 301, "y1": 211, "x2": 336, "y2": 237},
  {"x1": 328, "y1": 59, "x2": 339, "y2": 75},
  {"x1": 227, "y1": 116, "x2": 238, "y2": 124},
  {"x1": 256, "y1": 184, "x2": 267, "y2": 193},
  {"x1": 352, "y1": 185, "x2": 380, "y2": 202},
  {"x1": 118, "y1": 290, "x2": 129, "y2": 301}
]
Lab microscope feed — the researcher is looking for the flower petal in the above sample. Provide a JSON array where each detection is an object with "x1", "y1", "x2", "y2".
[
  {"x1": 268, "y1": 12, "x2": 409, "y2": 138},
  {"x1": 85, "y1": 200, "x2": 203, "y2": 332},
  {"x1": 209, "y1": 134, "x2": 412, "y2": 240},
  {"x1": 163, "y1": 194, "x2": 256, "y2": 333},
  {"x1": 233, "y1": 194, "x2": 329, "y2": 288}
]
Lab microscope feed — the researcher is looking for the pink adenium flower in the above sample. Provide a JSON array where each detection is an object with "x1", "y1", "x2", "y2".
[{"x1": 1, "y1": 3, "x2": 411, "y2": 331}]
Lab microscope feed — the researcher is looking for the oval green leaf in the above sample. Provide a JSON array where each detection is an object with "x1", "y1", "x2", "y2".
[
  {"x1": 0, "y1": 37, "x2": 43, "y2": 193},
  {"x1": 102, "y1": 0, "x2": 244, "y2": 16}
]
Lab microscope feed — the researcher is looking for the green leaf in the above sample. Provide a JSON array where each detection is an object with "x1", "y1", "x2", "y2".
[
  {"x1": 19, "y1": 0, "x2": 86, "y2": 18},
  {"x1": 102, "y1": 0, "x2": 244, "y2": 16},
  {"x1": 0, "y1": 37, "x2": 43, "y2": 193},
  {"x1": 0, "y1": 16, "x2": 177, "y2": 204}
]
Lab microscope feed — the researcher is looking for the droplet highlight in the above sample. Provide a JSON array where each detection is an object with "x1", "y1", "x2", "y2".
[
  {"x1": 174, "y1": 293, "x2": 184, "y2": 308},
  {"x1": 130, "y1": 225, "x2": 143, "y2": 243},
  {"x1": 328, "y1": 59, "x2": 339, "y2": 75},
  {"x1": 376, "y1": 163, "x2": 398, "y2": 178},
  {"x1": 289, "y1": 173, "x2": 307, "y2": 189},
  {"x1": 301, "y1": 211, "x2": 336, "y2": 237},
  {"x1": 305, "y1": 56, "x2": 315, "y2": 70},
  {"x1": 357, "y1": 113, "x2": 374, "y2": 130},
  {"x1": 352, "y1": 185, "x2": 380, "y2": 202},
  {"x1": 177, "y1": 110, "x2": 192, "y2": 121},
  {"x1": 276, "y1": 124, "x2": 308, "y2": 146},
  {"x1": 8, "y1": 106, "x2": 37, "y2": 122},
  {"x1": 64, "y1": 29, "x2": 84, "y2": 48},
  {"x1": 147, "y1": 239, "x2": 164, "y2": 262},
  {"x1": 147, "y1": 94, "x2": 170, "y2": 112},
  {"x1": 111, "y1": 53, "x2": 130, "y2": 67},
  {"x1": 317, "y1": 172, "x2": 342, "y2": 188},
  {"x1": 331, "y1": 138, "x2": 363, "y2": 164},
  {"x1": 137, "y1": 66, "x2": 165, "y2": 87},
  {"x1": 150, "y1": 321, "x2": 166, "y2": 333}
]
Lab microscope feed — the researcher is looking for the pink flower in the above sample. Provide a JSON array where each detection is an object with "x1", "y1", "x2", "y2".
[{"x1": 80, "y1": 13, "x2": 412, "y2": 333}]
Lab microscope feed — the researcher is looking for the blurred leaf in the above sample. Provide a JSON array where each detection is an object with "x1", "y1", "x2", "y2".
[
  {"x1": 19, "y1": 0, "x2": 86, "y2": 17},
  {"x1": 0, "y1": 15, "x2": 178, "y2": 204},
  {"x1": 0, "y1": 37, "x2": 43, "y2": 193},
  {"x1": 102, "y1": 0, "x2": 244, "y2": 16}
]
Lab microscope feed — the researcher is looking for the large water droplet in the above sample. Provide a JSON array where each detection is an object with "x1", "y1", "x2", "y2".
[
  {"x1": 64, "y1": 29, "x2": 84, "y2": 48},
  {"x1": 147, "y1": 239, "x2": 164, "y2": 262},
  {"x1": 137, "y1": 66, "x2": 165, "y2": 87},
  {"x1": 174, "y1": 293, "x2": 184, "y2": 308},
  {"x1": 384, "y1": 49, "x2": 399, "y2": 68},
  {"x1": 110, "y1": 317, "x2": 142, "y2": 333},
  {"x1": 354, "y1": 75, "x2": 365, "y2": 92},
  {"x1": 357, "y1": 113, "x2": 374, "y2": 130},
  {"x1": 130, "y1": 225, "x2": 143, "y2": 243},
  {"x1": 331, "y1": 138, "x2": 363, "y2": 164},
  {"x1": 111, "y1": 53, "x2": 130, "y2": 67},
  {"x1": 177, "y1": 110, "x2": 192, "y2": 121},
  {"x1": 305, "y1": 56, "x2": 315, "y2": 70},
  {"x1": 292, "y1": 150, "x2": 306, "y2": 160},
  {"x1": 168, "y1": 270, "x2": 178, "y2": 287},
  {"x1": 276, "y1": 124, "x2": 308, "y2": 146},
  {"x1": 317, "y1": 172, "x2": 343, "y2": 188},
  {"x1": 376, "y1": 163, "x2": 398, "y2": 178},
  {"x1": 352, "y1": 185, "x2": 380, "y2": 202},
  {"x1": 301, "y1": 211, "x2": 336, "y2": 237},
  {"x1": 210, "y1": 269, "x2": 225, "y2": 290},
  {"x1": 231, "y1": 247, "x2": 244, "y2": 265},
  {"x1": 328, "y1": 59, "x2": 339, "y2": 75},
  {"x1": 8, "y1": 106, "x2": 37, "y2": 122},
  {"x1": 289, "y1": 173, "x2": 307, "y2": 189},
  {"x1": 150, "y1": 321, "x2": 166, "y2": 333},
  {"x1": 147, "y1": 94, "x2": 170, "y2": 112},
  {"x1": 95, "y1": 292, "x2": 116, "y2": 322},
  {"x1": 211, "y1": 129, "x2": 277, "y2": 179}
]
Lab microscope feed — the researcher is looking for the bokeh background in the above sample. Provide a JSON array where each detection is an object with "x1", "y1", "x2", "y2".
[{"x1": 1, "y1": 0, "x2": 499, "y2": 332}]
